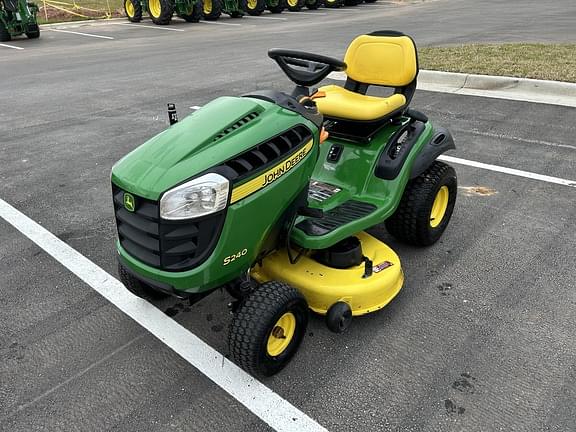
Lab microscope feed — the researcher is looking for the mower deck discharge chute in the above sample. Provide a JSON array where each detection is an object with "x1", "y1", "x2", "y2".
[
  {"x1": 112, "y1": 30, "x2": 457, "y2": 377},
  {"x1": 0, "y1": 0, "x2": 40, "y2": 41}
]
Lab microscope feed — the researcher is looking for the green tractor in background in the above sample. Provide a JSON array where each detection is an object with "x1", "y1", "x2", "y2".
[
  {"x1": 124, "y1": 0, "x2": 203, "y2": 25},
  {"x1": 243, "y1": 0, "x2": 284, "y2": 15},
  {"x1": 202, "y1": 0, "x2": 245, "y2": 21},
  {"x1": 0, "y1": 0, "x2": 40, "y2": 42}
]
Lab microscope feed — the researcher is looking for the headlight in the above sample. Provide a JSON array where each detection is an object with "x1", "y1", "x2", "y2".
[{"x1": 160, "y1": 173, "x2": 229, "y2": 220}]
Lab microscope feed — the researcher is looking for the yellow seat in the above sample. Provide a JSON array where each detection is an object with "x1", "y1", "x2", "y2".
[
  {"x1": 316, "y1": 31, "x2": 419, "y2": 122},
  {"x1": 316, "y1": 86, "x2": 406, "y2": 122}
]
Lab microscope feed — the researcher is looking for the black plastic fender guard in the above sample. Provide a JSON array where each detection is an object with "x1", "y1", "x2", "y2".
[{"x1": 409, "y1": 126, "x2": 455, "y2": 179}]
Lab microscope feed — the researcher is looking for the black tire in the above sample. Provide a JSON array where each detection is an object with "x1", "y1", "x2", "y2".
[
  {"x1": 305, "y1": 0, "x2": 321, "y2": 9},
  {"x1": 244, "y1": 0, "x2": 265, "y2": 15},
  {"x1": 385, "y1": 161, "x2": 457, "y2": 246},
  {"x1": 364, "y1": 0, "x2": 378, "y2": 2},
  {"x1": 286, "y1": 0, "x2": 305, "y2": 11},
  {"x1": 124, "y1": 0, "x2": 143, "y2": 22},
  {"x1": 267, "y1": 0, "x2": 285, "y2": 13},
  {"x1": 229, "y1": 281, "x2": 308, "y2": 377},
  {"x1": 25, "y1": 23, "x2": 40, "y2": 39},
  {"x1": 324, "y1": 0, "x2": 342, "y2": 8},
  {"x1": 0, "y1": 20, "x2": 11, "y2": 42},
  {"x1": 229, "y1": 0, "x2": 246, "y2": 17},
  {"x1": 148, "y1": 0, "x2": 174, "y2": 25},
  {"x1": 344, "y1": 0, "x2": 360, "y2": 5},
  {"x1": 118, "y1": 262, "x2": 168, "y2": 300},
  {"x1": 179, "y1": 0, "x2": 203, "y2": 21},
  {"x1": 202, "y1": 0, "x2": 222, "y2": 20}
]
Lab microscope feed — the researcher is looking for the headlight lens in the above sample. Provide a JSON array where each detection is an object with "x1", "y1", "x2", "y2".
[{"x1": 160, "y1": 173, "x2": 229, "y2": 220}]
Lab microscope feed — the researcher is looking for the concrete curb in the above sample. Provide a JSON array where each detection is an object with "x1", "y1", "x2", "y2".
[{"x1": 328, "y1": 70, "x2": 576, "y2": 108}]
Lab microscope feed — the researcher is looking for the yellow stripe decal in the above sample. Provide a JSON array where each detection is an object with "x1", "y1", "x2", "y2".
[{"x1": 231, "y1": 139, "x2": 314, "y2": 204}]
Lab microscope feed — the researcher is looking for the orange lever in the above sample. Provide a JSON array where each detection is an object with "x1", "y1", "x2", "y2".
[
  {"x1": 310, "y1": 91, "x2": 326, "y2": 100},
  {"x1": 320, "y1": 127, "x2": 329, "y2": 144}
]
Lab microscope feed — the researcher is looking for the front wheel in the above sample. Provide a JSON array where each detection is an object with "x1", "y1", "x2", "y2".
[
  {"x1": 267, "y1": 0, "x2": 285, "y2": 13},
  {"x1": 385, "y1": 161, "x2": 457, "y2": 246},
  {"x1": 25, "y1": 24, "x2": 40, "y2": 39},
  {"x1": 148, "y1": 0, "x2": 174, "y2": 24},
  {"x1": 118, "y1": 263, "x2": 168, "y2": 300},
  {"x1": 179, "y1": 0, "x2": 203, "y2": 21},
  {"x1": 324, "y1": 0, "x2": 342, "y2": 8},
  {"x1": 124, "y1": 0, "x2": 143, "y2": 22},
  {"x1": 0, "y1": 21, "x2": 11, "y2": 42},
  {"x1": 305, "y1": 0, "x2": 322, "y2": 9},
  {"x1": 203, "y1": 0, "x2": 222, "y2": 20},
  {"x1": 228, "y1": 281, "x2": 308, "y2": 377},
  {"x1": 286, "y1": 0, "x2": 305, "y2": 11},
  {"x1": 244, "y1": 0, "x2": 265, "y2": 14}
]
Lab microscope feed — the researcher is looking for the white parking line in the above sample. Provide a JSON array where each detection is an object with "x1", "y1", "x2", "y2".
[
  {"x1": 0, "y1": 197, "x2": 329, "y2": 432},
  {"x1": 438, "y1": 155, "x2": 576, "y2": 188},
  {"x1": 0, "y1": 43, "x2": 24, "y2": 50},
  {"x1": 243, "y1": 15, "x2": 287, "y2": 20},
  {"x1": 115, "y1": 22, "x2": 185, "y2": 31},
  {"x1": 284, "y1": 11, "x2": 327, "y2": 15},
  {"x1": 199, "y1": 20, "x2": 243, "y2": 26},
  {"x1": 47, "y1": 28, "x2": 114, "y2": 40}
]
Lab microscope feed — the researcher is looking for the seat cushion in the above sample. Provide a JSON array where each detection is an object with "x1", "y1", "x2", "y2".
[{"x1": 316, "y1": 85, "x2": 406, "y2": 121}]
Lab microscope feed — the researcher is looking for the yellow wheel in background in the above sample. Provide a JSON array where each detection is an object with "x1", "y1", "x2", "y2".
[
  {"x1": 148, "y1": 0, "x2": 161, "y2": 17},
  {"x1": 266, "y1": 312, "x2": 296, "y2": 357},
  {"x1": 203, "y1": 0, "x2": 212, "y2": 14},
  {"x1": 125, "y1": 0, "x2": 135, "y2": 17},
  {"x1": 430, "y1": 185, "x2": 449, "y2": 228},
  {"x1": 287, "y1": 0, "x2": 298, "y2": 6}
]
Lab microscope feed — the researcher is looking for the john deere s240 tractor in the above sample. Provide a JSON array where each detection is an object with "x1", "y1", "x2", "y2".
[
  {"x1": 124, "y1": 0, "x2": 203, "y2": 25},
  {"x1": 0, "y1": 0, "x2": 40, "y2": 41}
]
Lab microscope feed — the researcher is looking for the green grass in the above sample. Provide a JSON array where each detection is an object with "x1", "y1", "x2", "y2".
[{"x1": 419, "y1": 44, "x2": 576, "y2": 83}]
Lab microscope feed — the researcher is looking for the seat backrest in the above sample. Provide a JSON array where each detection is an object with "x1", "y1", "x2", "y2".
[
  {"x1": 3, "y1": 0, "x2": 20, "y2": 12},
  {"x1": 344, "y1": 31, "x2": 418, "y2": 88}
]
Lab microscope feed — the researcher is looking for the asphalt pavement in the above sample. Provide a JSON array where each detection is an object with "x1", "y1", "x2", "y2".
[{"x1": 1, "y1": 0, "x2": 576, "y2": 431}]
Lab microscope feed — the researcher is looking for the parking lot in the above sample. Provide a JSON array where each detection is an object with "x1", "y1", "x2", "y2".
[{"x1": 1, "y1": 0, "x2": 576, "y2": 430}]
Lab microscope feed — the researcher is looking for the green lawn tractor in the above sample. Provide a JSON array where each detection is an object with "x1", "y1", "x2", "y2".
[
  {"x1": 0, "y1": 0, "x2": 40, "y2": 42},
  {"x1": 124, "y1": 0, "x2": 203, "y2": 25},
  {"x1": 243, "y1": 0, "x2": 284, "y2": 15},
  {"x1": 202, "y1": 0, "x2": 245, "y2": 20},
  {"x1": 112, "y1": 30, "x2": 457, "y2": 377}
]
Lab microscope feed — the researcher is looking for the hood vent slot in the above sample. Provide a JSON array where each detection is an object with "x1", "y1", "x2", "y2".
[
  {"x1": 221, "y1": 125, "x2": 312, "y2": 180},
  {"x1": 213, "y1": 112, "x2": 260, "y2": 142}
]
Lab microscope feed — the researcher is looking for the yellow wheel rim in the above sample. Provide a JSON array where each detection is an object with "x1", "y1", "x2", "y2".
[
  {"x1": 149, "y1": 0, "x2": 161, "y2": 17},
  {"x1": 247, "y1": 0, "x2": 257, "y2": 9},
  {"x1": 125, "y1": 0, "x2": 135, "y2": 17},
  {"x1": 266, "y1": 312, "x2": 296, "y2": 357},
  {"x1": 287, "y1": 0, "x2": 298, "y2": 6},
  {"x1": 430, "y1": 185, "x2": 449, "y2": 228},
  {"x1": 204, "y1": 0, "x2": 212, "y2": 14}
]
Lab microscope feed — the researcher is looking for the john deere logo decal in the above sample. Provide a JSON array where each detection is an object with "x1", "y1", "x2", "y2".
[{"x1": 123, "y1": 192, "x2": 136, "y2": 212}]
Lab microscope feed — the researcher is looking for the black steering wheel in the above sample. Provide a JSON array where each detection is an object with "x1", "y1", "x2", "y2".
[{"x1": 268, "y1": 49, "x2": 347, "y2": 87}]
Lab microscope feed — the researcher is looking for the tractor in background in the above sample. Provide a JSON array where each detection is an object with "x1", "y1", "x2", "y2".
[
  {"x1": 124, "y1": 0, "x2": 203, "y2": 25},
  {"x1": 0, "y1": 0, "x2": 40, "y2": 41}
]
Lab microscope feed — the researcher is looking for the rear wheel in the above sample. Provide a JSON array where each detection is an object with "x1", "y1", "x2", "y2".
[
  {"x1": 203, "y1": 0, "x2": 222, "y2": 20},
  {"x1": 0, "y1": 21, "x2": 11, "y2": 42},
  {"x1": 286, "y1": 0, "x2": 305, "y2": 11},
  {"x1": 124, "y1": 0, "x2": 143, "y2": 22},
  {"x1": 148, "y1": 0, "x2": 174, "y2": 24},
  {"x1": 364, "y1": 0, "x2": 378, "y2": 2},
  {"x1": 178, "y1": 0, "x2": 203, "y2": 21},
  {"x1": 245, "y1": 0, "x2": 265, "y2": 15},
  {"x1": 324, "y1": 0, "x2": 342, "y2": 8},
  {"x1": 344, "y1": 0, "x2": 361, "y2": 5},
  {"x1": 267, "y1": 0, "x2": 285, "y2": 13},
  {"x1": 305, "y1": 0, "x2": 321, "y2": 9},
  {"x1": 25, "y1": 23, "x2": 40, "y2": 39},
  {"x1": 229, "y1": 281, "x2": 308, "y2": 377},
  {"x1": 385, "y1": 161, "x2": 457, "y2": 246}
]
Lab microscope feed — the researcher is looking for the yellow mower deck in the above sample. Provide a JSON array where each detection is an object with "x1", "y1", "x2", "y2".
[{"x1": 253, "y1": 232, "x2": 404, "y2": 316}]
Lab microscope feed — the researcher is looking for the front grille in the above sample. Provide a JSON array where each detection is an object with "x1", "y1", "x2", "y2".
[
  {"x1": 112, "y1": 185, "x2": 225, "y2": 272},
  {"x1": 219, "y1": 125, "x2": 313, "y2": 181}
]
